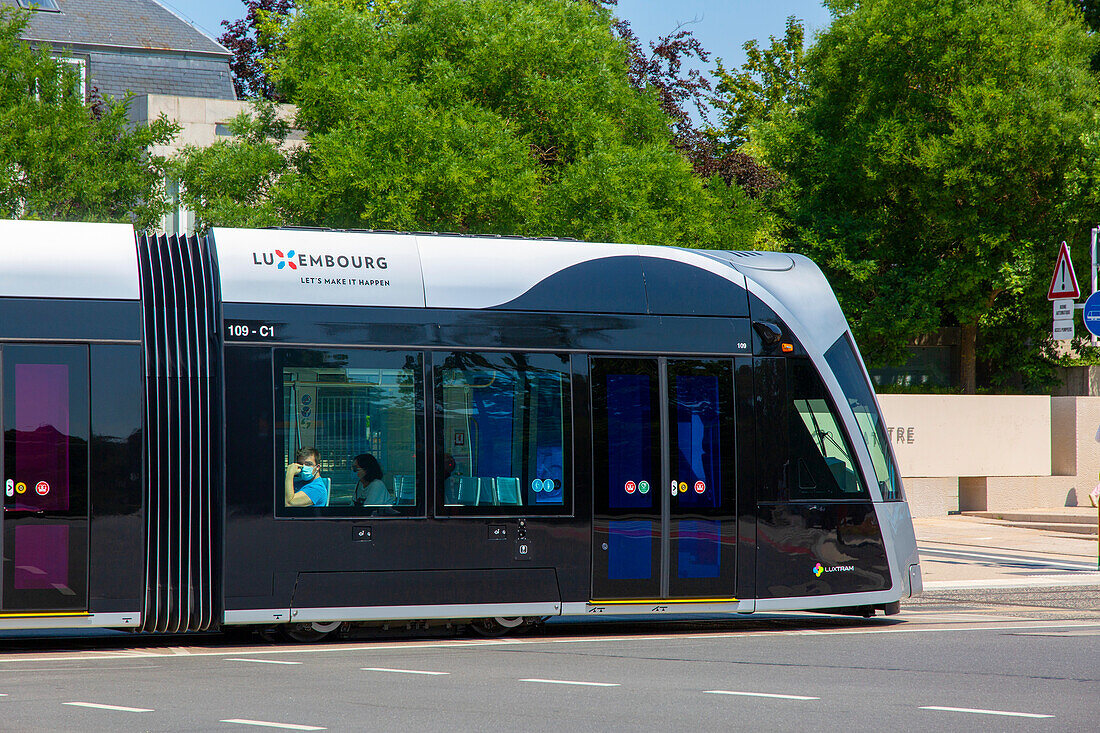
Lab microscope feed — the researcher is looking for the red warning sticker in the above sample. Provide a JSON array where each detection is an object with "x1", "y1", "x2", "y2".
[
  {"x1": 625, "y1": 481, "x2": 637, "y2": 494},
  {"x1": 694, "y1": 480, "x2": 706, "y2": 494},
  {"x1": 35, "y1": 481, "x2": 50, "y2": 496}
]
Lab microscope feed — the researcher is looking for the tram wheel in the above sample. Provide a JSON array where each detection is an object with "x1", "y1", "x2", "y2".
[
  {"x1": 280, "y1": 621, "x2": 341, "y2": 643},
  {"x1": 470, "y1": 616, "x2": 529, "y2": 637}
]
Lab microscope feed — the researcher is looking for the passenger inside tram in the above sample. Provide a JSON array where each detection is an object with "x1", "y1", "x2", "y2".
[
  {"x1": 284, "y1": 447, "x2": 330, "y2": 507},
  {"x1": 353, "y1": 453, "x2": 391, "y2": 506}
]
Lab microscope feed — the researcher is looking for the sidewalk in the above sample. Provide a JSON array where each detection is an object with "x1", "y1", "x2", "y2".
[{"x1": 913, "y1": 513, "x2": 1100, "y2": 590}]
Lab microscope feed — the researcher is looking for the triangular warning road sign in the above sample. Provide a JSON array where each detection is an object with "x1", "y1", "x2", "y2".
[{"x1": 1048, "y1": 241, "x2": 1081, "y2": 300}]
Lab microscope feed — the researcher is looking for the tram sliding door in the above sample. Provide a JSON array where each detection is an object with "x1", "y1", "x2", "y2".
[
  {"x1": 0, "y1": 345, "x2": 89, "y2": 612},
  {"x1": 591, "y1": 357, "x2": 736, "y2": 602}
]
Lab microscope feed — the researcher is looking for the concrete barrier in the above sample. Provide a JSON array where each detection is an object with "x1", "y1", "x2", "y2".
[{"x1": 876, "y1": 395, "x2": 1100, "y2": 516}]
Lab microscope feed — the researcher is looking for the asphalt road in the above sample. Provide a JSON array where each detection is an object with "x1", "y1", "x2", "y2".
[{"x1": 0, "y1": 586, "x2": 1097, "y2": 732}]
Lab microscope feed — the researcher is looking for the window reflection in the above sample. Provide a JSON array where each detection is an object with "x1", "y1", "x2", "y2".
[
  {"x1": 277, "y1": 349, "x2": 423, "y2": 517},
  {"x1": 435, "y1": 352, "x2": 570, "y2": 514},
  {"x1": 787, "y1": 360, "x2": 867, "y2": 500}
]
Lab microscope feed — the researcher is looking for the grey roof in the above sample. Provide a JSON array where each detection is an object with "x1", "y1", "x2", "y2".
[{"x1": 3, "y1": 0, "x2": 229, "y2": 55}]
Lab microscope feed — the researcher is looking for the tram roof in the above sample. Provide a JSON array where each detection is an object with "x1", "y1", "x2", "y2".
[
  {"x1": 212, "y1": 227, "x2": 773, "y2": 318},
  {"x1": 0, "y1": 222, "x2": 848, "y2": 355}
]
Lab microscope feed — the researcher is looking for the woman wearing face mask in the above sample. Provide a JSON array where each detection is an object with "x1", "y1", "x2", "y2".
[
  {"x1": 284, "y1": 447, "x2": 329, "y2": 507},
  {"x1": 352, "y1": 453, "x2": 391, "y2": 506}
]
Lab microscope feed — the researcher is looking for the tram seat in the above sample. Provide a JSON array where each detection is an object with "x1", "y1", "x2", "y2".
[
  {"x1": 443, "y1": 476, "x2": 459, "y2": 505},
  {"x1": 393, "y1": 475, "x2": 415, "y2": 505},
  {"x1": 456, "y1": 477, "x2": 482, "y2": 505},
  {"x1": 495, "y1": 477, "x2": 522, "y2": 505}
]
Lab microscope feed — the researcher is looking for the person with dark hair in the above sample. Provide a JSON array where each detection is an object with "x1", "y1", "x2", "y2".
[
  {"x1": 353, "y1": 453, "x2": 391, "y2": 506},
  {"x1": 284, "y1": 447, "x2": 329, "y2": 507}
]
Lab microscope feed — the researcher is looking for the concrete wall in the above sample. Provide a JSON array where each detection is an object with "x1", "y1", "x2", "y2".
[
  {"x1": 877, "y1": 395, "x2": 1100, "y2": 516},
  {"x1": 127, "y1": 95, "x2": 301, "y2": 233},
  {"x1": 127, "y1": 95, "x2": 299, "y2": 159}
]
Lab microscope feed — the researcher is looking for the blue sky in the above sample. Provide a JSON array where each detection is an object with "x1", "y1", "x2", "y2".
[{"x1": 164, "y1": 0, "x2": 833, "y2": 73}]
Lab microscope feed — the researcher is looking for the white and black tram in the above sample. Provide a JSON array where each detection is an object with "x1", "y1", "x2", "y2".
[{"x1": 0, "y1": 220, "x2": 922, "y2": 638}]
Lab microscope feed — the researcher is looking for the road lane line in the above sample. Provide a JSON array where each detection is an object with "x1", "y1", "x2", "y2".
[
  {"x1": 519, "y1": 678, "x2": 619, "y2": 687},
  {"x1": 227, "y1": 658, "x2": 303, "y2": 665},
  {"x1": 705, "y1": 690, "x2": 819, "y2": 701},
  {"x1": 4, "y1": 619, "x2": 1100, "y2": 665},
  {"x1": 220, "y1": 719, "x2": 326, "y2": 730},
  {"x1": 361, "y1": 667, "x2": 449, "y2": 675},
  {"x1": 63, "y1": 702, "x2": 153, "y2": 713},
  {"x1": 920, "y1": 706, "x2": 1053, "y2": 719},
  {"x1": 917, "y1": 547, "x2": 1096, "y2": 570}
]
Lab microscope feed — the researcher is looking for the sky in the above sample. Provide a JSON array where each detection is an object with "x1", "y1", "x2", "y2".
[{"x1": 163, "y1": 0, "x2": 834, "y2": 74}]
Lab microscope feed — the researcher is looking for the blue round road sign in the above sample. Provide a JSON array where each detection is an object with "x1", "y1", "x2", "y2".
[{"x1": 1083, "y1": 291, "x2": 1100, "y2": 336}]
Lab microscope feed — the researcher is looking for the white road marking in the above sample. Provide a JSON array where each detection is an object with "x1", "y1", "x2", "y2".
[
  {"x1": 220, "y1": 719, "x2": 326, "y2": 730},
  {"x1": 63, "y1": 701, "x2": 153, "y2": 713},
  {"x1": 918, "y1": 547, "x2": 1096, "y2": 570},
  {"x1": 4, "y1": 620, "x2": 1100, "y2": 665},
  {"x1": 227, "y1": 658, "x2": 303, "y2": 665},
  {"x1": 920, "y1": 706, "x2": 1053, "y2": 719},
  {"x1": 704, "y1": 690, "x2": 818, "y2": 701},
  {"x1": 924, "y1": 576, "x2": 1100, "y2": 590},
  {"x1": 361, "y1": 667, "x2": 449, "y2": 675},
  {"x1": 519, "y1": 678, "x2": 619, "y2": 687}
]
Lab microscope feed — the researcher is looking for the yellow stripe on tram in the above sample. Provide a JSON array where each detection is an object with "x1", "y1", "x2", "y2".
[
  {"x1": 589, "y1": 598, "x2": 738, "y2": 605},
  {"x1": 0, "y1": 612, "x2": 91, "y2": 618}
]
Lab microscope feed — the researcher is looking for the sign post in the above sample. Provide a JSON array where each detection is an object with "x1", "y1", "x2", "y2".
[{"x1": 1049, "y1": 241, "x2": 1081, "y2": 340}]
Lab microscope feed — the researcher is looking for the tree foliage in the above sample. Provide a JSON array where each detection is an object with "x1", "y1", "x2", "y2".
[
  {"x1": 0, "y1": 7, "x2": 177, "y2": 227},
  {"x1": 712, "y1": 16, "x2": 808, "y2": 151},
  {"x1": 184, "y1": 0, "x2": 768, "y2": 249},
  {"x1": 219, "y1": 0, "x2": 295, "y2": 100},
  {"x1": 756, "y1": 0, "x2": 1100, "y2": 392},
  {"x1": 173, "y1": 101, "x2": 291, "y2": 230}
]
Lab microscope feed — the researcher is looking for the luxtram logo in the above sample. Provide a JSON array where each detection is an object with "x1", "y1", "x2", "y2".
[{"x1": 812, "y1": 563, "x2": 855, "y2": 577}]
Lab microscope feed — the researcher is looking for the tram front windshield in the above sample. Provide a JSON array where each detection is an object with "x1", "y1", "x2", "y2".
[{"x1": 824, "y1": 333, "x2": 903, "y2": 501}]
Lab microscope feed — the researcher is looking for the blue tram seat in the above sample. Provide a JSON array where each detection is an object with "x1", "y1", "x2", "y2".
[
  {"x1": 456, "y1": 477, "x2": 482, "y2": 505},
  {"x1": 495, "y1": 477, "x2": 522, "y2": 505},
  {"x1": 393, "y1": 475, "x2": 415, "y2": 505}
]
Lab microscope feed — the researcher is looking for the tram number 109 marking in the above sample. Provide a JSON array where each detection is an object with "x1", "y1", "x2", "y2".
[{"x1": 225, "y1": 322, "x2": 276, "y2": 339}]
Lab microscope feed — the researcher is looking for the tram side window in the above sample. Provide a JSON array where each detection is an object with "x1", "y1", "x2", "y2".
[
  {"x1": 825, "y1": 334, "x2": 903, "y2": 501},
  {"x1": 434, "y1": 351, "x2": 571, "y2": 516},
  {"x1": 787, "y1": 360, "x2": 867, "y2": 500},
  {"x1": 276, "y1": 349, "x2": 424, "y2": 518}
]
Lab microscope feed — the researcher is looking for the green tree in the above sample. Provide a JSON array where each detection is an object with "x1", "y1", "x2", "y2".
[
  {"x1": 173, "y1": 101, "x2": 291, "y2": 231},
  {"x1": 757, "y1": 0, "x2": 1100, "y2": 392},
  {"x1": 712, "y1": 16, "x2": 808, "y2": 150},
  {"x1": 179, "y1": 0, "x2": 767, "y2": 249},
  {"x1": 0, "y1": 8, "x2": 177, "y2": 227}
]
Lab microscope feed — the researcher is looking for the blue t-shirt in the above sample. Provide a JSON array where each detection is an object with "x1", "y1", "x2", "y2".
[{"x1": 295, "y1": 475, "x2": 329, "y2": 507}]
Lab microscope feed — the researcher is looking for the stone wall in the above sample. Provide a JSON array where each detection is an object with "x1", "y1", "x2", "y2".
[{"x1": 877, "y1": 395, "x2": 1100, "y2": 516}]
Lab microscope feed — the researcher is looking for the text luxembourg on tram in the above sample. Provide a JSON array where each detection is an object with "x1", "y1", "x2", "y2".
[{"x1": 0, "y1": 220, "x2": 922, "y2": 638}]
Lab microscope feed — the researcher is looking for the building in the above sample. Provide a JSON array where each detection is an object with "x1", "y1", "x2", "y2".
[
  {"x1": 5, "y1": 0, "x2": 300, "y2": 232},
  {"x1": 3, "y1": 0, "x2": 236, "y2": 102}
]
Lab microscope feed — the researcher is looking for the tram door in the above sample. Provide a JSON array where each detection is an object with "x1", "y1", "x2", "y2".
[
  {"x1": 0, "y1": 345, "x2": 89, "y2": 612},
  {"x1": 591, "y1": 357, "x2": 737, "y2": 601}
]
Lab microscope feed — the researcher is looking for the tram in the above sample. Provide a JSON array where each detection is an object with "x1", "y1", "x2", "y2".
[{"x1": 0, "y1": 220, "x2": 921, "y2": 638}]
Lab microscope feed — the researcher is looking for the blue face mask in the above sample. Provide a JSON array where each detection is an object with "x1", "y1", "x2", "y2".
[{"x1": 300, "y1": 465, "x2": 314, "y2": 480}]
